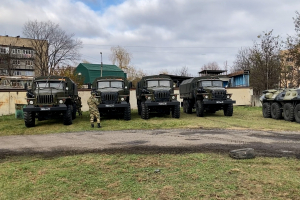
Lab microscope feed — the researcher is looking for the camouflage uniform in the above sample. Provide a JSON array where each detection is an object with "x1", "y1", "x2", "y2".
[
  {"x1": 76, "y1": 97, "x2": 82, "y2": 116},
  {"x1": 87, "y1": 93, "x2": 101, "y2": 128}
]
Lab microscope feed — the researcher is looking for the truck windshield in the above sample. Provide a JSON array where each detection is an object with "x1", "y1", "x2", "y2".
[
  {"x1": 200, "y1": 80, "x2": 222, "y2": 87},
  {"x1": 98, "y1": 81, "x2": 123, "y2": 89},
  {"x1": 147, "y1": 80, "x2": 170, "y2": 87},
  {"x1": 36, "y1": 81, "x2": 64, "y2": 89}
]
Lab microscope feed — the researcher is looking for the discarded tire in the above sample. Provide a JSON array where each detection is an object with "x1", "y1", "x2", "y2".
[{"x1": 229, "y1": 148, "x2": 255, "y2": 159}]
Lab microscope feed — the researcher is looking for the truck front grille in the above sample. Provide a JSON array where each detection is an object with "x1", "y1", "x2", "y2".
[
  {"x1": 212, "y1": 90, "x2": 226, "y2": 99},
  {"x1": 101, "y1": 92, "x2": 118, "y2": 104},
  {"x1": 154, "y1": 91, "x2": 170, "y2": 101},
  {"x1": 37, "y1": 95, "x2": 54, "y2": 104}
]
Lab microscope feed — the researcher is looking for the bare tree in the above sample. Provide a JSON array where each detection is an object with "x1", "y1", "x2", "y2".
[
  {"x1": 110, "y1": 46, "x2": 131, "y2": 70},
  {"x1": 173, "y1": 66, "x2": 191, "y2": 77},
  {"x1": 22, "y1": 20, "x2": 82, "y2": 76},
  {"x1": 231, "y1": 48, "x2": 253, "y2": 73},
  {"x1": 201, "y1": 62, "x2": 220, "y2": 71}
]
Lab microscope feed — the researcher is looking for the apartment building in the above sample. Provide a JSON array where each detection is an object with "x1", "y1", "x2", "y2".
[{"x1": 0, "y1": 35, "x2": 40, "y2": 88}]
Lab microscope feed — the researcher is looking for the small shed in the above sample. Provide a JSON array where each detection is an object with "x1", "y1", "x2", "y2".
[
  {"x1": 228, "y1": 70, "x2": 250, "y2": 87},
  {"x1": 75, "y1": 63, "x2": 126, "y2": 84}
]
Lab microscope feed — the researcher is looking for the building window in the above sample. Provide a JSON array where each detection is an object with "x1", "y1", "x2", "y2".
[
  {"x1": 12, "y1": 49, "x2": 16, "y2": 54},
  {"x1": 0, "y1": 48, "x2": 7, "y2": 54}
]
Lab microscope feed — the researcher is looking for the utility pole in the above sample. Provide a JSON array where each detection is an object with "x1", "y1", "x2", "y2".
[{"x1": 100, "y1": 52, "x2": 103, "y2": 77}]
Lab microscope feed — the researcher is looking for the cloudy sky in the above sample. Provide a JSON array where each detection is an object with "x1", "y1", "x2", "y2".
[{"x1": 1, "y1": 0, "x2": 300, "y2": 76}]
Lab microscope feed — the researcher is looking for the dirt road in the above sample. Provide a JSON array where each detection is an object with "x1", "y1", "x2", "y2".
[{"x1": 0, "y1": 129, "x2": 300, "y2": 158}]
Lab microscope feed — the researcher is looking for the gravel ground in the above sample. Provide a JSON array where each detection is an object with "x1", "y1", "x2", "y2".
[{"x1": 1, "y1": 128, "x2": 300, "y2": 158}]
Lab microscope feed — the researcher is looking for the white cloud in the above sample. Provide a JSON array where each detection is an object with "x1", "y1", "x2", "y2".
[{"x1": 1, "y1": 0, "x2": 300, "y2": 75}]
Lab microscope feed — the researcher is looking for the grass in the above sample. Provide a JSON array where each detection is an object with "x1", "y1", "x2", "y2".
[
  {"x1": 0, "y1": 153, "x2": 300, "y2": 199},
  {"x1": 1, "y1": 106, "x2": 300, "y2": 136}
]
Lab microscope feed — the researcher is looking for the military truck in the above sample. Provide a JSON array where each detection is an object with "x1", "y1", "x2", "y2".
[
  {"x1": 90, "y1": 76, "x2": 131, "y2": 120},
  {"x1": 23, "y1": 76, "x2": 81, "y2": 127},
  {"x1": 136, "y1": 75, "x2": 180, "y2": 119},
  {"x1": 179, "y1": 77, "x2": 236, "y2": 117},
  {"x1": 260, "y1": 88, "x2": 300, "y2": 123}
]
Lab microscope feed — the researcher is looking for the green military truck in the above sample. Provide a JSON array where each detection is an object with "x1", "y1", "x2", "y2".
[
  {"x1": 179, "y1": 77, "x2": 236, "y2": 117},
  {"x1": 260, "y1": 88, "x2": 300, "y2": 123},
  {"x1": 90, "y1": 76, "x2": 131, "y2": 120},
  {"x1": 23, "y1": 75, "x2": 81, "y2": 127},
  {"x1": 136, "y1": 75, "x2": 180, "y2": 119}
]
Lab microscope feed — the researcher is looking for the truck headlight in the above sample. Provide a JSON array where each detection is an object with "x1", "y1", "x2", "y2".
[
  {"x1": 29, "y1": 100, "x2": 33, "y2": 105},
  {"x1": 147, "y1": 96, "x2": 151, "y2": 100},
  {"x1": 59, "y1": 100, "x2": 64, "y2": 104},
  {"x1": 172, "y1": 96, "x2": 176, "y2": 100},
  {"x1": 227, "y1": 95, "x2": 231, "y2": 99},
  {"x1": 205, "y1": 95, "x2": 208, "y2": 99},
  {"x1": 121, "y1": 97, "x2": 125, "y2": 101}
]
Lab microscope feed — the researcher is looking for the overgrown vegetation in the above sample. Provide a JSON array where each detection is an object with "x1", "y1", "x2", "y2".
[
  {"x1": 1, "y1": 106, "x2": 300, "y2": 136},
  {"x1": 0, "y1": 153, "x2": 299, "y2": 199}
]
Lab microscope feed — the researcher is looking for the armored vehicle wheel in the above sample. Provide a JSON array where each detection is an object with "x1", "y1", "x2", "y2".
[
  {"x1": 196, "y1": 100, "x2": 204, "y2": 117},
  {"x1": 172, "y1": 105, "x2": 180, "y2": 118},
  {"x1": 63, "y1": 105, "x2": 73, "y2": 125},
  {"x1": 72, "y1": 104, "x2": 77, "y2": 120},
  {"x1": 294, "y1": 104, "x2": 300, "y2": 123},
  {"x1": 141, "y1": 102, "x2": 149, "y2": 119},
  {"x1": 271, "y1": 102, "x2": 282, "y2": 120},
  {"x1": 223, "y1": 103, "x2": 233, "y2": 116},
  {"x1": 262, "y1": 102, "x2": 271, "y2": 118},
  {"x1": 124, "y1": 105, "x2": 131, "y2": 121},
  {"x1": 283, "y1": 103, "x2": 294, "y2": 121},
  {"x1": 24, "y1": 111, "x2": 36, "y2": 127}
]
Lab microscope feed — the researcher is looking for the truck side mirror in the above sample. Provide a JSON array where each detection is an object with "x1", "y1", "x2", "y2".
[{"x1": 88, "y1": 83, "x2": 91, "y2": 89}]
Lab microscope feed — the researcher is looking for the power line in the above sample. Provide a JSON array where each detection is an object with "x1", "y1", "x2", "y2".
[{"x1": 82, "y1": 44, "x2": 241, "y2": 49}]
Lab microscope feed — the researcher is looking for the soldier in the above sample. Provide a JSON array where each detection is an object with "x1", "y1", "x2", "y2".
[
  {"x1": 87, "y1": 92, "x2": 101, "y2": 128},
  {"x1": 76, "y1": 97, "x2": 82, "y2": 116}
]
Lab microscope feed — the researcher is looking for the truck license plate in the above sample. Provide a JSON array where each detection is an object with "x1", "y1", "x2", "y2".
[
  {"x1": 158, "y1": 102, "x2": 167, "y2": 105},
  {"x1": 105, "y1": 105, "x2": 115, "y2": 107},
  {"x1": 40, "y1": 107, "x2": 50, "y2": 111},
  {"x1": 216, "y1": 101, "x2": 224, "y2": 104}
]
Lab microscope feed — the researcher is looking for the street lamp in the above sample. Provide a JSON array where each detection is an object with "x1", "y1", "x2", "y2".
[{"x1": 100, "y1": 52, "x2": 103, "y2": 77}]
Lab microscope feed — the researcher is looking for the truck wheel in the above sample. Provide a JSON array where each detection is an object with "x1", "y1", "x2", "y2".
[
  {"x1": 72, "y1": 104, "x2": 77, "y2": 120},
  {"x1": 196, "y1": 100, "x2": 204, "y2": 117},
  {"x1": 141, "y1": 102, "x2": 149, "y2": 119},
  {"x1": 172, "y1": 105, "x2": 180, "y2": 118},
  {"x1": 262, "y1": 102, "x2": 271, "y2": 118},
  {"x1": 294, "y1": 104, "x2": 300, "y2": 123},
  {"x1": 271, "y1": 102, "x2": 282, "y2": 120},
  {"x1": 124, "y1": 105, "x2": 131, "y2": 121},
  {"x1": 224, "y1": 104, "x2": 233, "y2": 116},
  {"x1": 183, "y1": 100, "x2": 187, "y2": 113},
  {"x1": 24, "y1": 111, "x2": 35, "y2": 127},
  {"x1": 283, "y1": 103, "x2": 294, "y2": 121},
  {"x1": 137, "y1": 101, "x2": 142, "y2": 115},
  {"x1": 63, "y1": 105, "x2": 73, "y2": 125},
  {"x1": 186, "y1": 100, "x2": 192, "y2": 114}
]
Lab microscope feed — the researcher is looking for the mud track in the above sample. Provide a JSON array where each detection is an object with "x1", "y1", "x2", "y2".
[{"x1": 0, "y1": 129, "x2": 300, "y2": 159}]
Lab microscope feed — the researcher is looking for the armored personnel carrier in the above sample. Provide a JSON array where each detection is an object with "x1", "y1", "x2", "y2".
[
  {"x1": 260, "y1": 88, "x2": 300, "y2": 122},
  {"x1": 90, "y1": 76, "x2": 131, "y2": 120},
  {"x1": 136, "y1": 75, "x2": 180, "y2": 119},
  {"x1": 179, "y1": 77, "x2": 236, "y2": 117},
  {"x1": 23, "y1": 76, "x2": 81, "y2": 127}
]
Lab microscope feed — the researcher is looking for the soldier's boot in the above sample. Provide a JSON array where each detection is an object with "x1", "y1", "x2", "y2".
[
  {"x1": 97, "y1": 123, "x2": 101, "y2": 128},
  {"x1": 91, "y1": 123, "x2": 94, "y2": 128}
]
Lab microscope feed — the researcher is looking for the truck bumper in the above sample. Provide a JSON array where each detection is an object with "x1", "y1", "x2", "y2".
[
  {"x1": 203, "y1": 99, "x2": 236, "y2": 105},
  {"x1": 145, "y1": 101, "x2": 180, "y2": 107},
  {"x1": 23, "y1": 105, "x2": 67, "y2": 112}
]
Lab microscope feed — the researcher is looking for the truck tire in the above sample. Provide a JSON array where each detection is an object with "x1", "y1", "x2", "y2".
[
  {"x1": 72, "y1": 104, "x2": 77, "y2": 120},
  {"x1": 271, "y1": 102, "x2": 282, "y2": 120},
  {"x1": 63, "y1": 105, "x2": 73, "y2": 125},
  {"x1": 294, "y1": 104, "x2": 300, "y2": 123},
  {"x1": 283, "y1": 103, "x2": 294, "y2": 121},
  {"x1": 172, "y1": 105, "x2": 180, "y2": 118},
  {"x1": 124, "y1": 105, "x2": 131, "y2": 121},
  {"x1": 223, "y1": 103, "x2": 233, "y2": 116},
  {"x1": 137, "y1": 101, "x2": 142, "y2": 115},
  {"x1": 24, "y1": 111, "x2": 35, "y2": 127},
  {"x1": 262, "y1": 102, "x2": 271, "y2": 118},
  {"x1": 141, "y1": 102, "x2": 149, "y2": 119},
  {"x1": 186, "y1": 100, "x2": 192, "y2": 114},
  {"x1": 196, "y1": 100, "x2": 204, "y2": 117}
]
